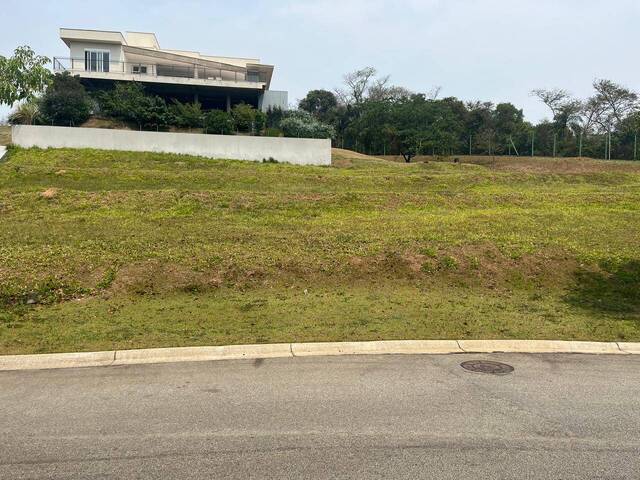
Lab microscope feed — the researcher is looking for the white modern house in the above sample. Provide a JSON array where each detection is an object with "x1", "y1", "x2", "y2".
[{"x1": 53, "y1": 28, "x2": 288, "y2": 112}]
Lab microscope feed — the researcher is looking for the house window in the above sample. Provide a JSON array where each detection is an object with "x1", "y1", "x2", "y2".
[
  {"x1": 84, "y1": 50, "x2": 110, "y2": 73},
  {"x1": 132, "y1": 65, "x2": 148, "y2": 74},
  {"x1": 246, "y1": 71, "x2": 260, "y2": 82}
]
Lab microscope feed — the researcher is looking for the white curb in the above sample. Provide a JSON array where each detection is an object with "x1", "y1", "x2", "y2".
[
  {"x1": 0, "y1": 351, "x2": 115, "y2": 371},
  {"x1": 291, "y1": 340, "x2": 461, "y2": 357},
  {"x1": 0, "y1": 146, "x2": 7, "y2": 161},
  {"x1": 618, "y1": 342, "x2": 640, "y2": 354},
  {"x1": 113, "y1": 343, "x2": 292, "y2": 366},
  {"x1": 0, "y1": 340, "x2": 636, "y2": 372},
  {"x1": 457, "y1": 340, "x2": 624, "y2": 355}
]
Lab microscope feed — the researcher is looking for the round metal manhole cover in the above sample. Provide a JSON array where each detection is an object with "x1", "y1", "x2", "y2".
[{"x1": 461, "y1": 360, "x2": 514, "y2": 375}]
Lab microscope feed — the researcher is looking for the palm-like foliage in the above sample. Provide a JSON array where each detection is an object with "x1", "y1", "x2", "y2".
[{"x1": 8, "y1": 99, "x2": 40, "y2": 125}]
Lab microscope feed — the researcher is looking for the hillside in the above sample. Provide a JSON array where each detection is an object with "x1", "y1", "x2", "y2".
[{"x1": 1, "y1": 147, "x2": 639, "y2": 354}]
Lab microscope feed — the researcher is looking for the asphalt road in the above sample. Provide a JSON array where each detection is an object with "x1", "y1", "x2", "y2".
[{"x1": 1, "y1": 353, "x2": 639, "y2": 479}]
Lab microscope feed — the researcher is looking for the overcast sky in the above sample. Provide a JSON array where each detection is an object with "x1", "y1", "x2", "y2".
[{"x1": 1, "y1": 0, "x2": 639, "y2": 122}]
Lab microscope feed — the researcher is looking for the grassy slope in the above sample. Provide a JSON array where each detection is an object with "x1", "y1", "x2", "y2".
[{"x1": 1, "y1": 147, "x2": 639, "y2": 353}]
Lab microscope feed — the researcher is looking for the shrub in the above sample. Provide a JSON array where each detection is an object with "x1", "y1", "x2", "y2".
[
  {"x1": 205, "y1": 110, "x2": 234, "y2": 135},
  {"x1": 279, "y1": 110, "x2": 335, "y2": 139},
  {"x1": 266, "y1": 106, "x2": 286, "y2": 128},
  {"x1": 254, "y1": 110, "x2": 267, "y2": 134},
  {"x1": 96, "y1": 82, "x2": 172, "y2": 130},
  {"x1": 171, "y1": 100, "x2": 204, "y2": 129},
  {"x1": 8, "y1": 99, "x2": 41, "y2": 125},
  {"x1": 231, "y1": 103, "x2": 257, "y2": 132},
  {"x1": 264, "y1": 127, "x2": 283, "y2": 137},
  {"x1": 40, "y1": 72, "x2": 91, "y2": 126}
]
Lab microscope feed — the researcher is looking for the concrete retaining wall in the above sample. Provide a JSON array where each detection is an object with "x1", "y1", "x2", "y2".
[{"x1": 11, "y1": 125, "x2": 331, "y2": 166}]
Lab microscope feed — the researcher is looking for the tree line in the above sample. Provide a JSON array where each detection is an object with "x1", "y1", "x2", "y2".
[{"x1": 295, "y1": 67, "x2": 640, "y2": 160}]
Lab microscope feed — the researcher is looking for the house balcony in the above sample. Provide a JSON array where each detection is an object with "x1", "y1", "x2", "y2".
[{"x1": 52, "y1": 57, "x2": 268, "y2": 91}]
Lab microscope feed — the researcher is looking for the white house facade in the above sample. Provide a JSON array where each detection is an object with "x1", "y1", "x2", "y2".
[{"x1": 53, "y1": 28, "x2": 288, "y2": 112}]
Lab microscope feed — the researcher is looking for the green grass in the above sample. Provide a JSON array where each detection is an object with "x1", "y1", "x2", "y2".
[{"x1": 1, "y1": 146, "x2": 639, "y2": 354}]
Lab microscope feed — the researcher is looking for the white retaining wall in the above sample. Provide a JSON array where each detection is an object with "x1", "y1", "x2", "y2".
[{"x1": 11, "y1": 125, "x2": 331, "y2": 166}]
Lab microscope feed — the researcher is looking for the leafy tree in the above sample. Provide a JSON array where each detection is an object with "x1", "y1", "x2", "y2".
[
  {"x1": 592, "y1": 79, "x2": 638, "y2": 129},
  {"x1": 266, "y1": 106, "x2": 286, "y2": 128},
  {"x1": 40, "y1": 72, "x2": 92, "y2": 126},
  {"x1": 0, "y1": 46, "x2": 51, "y2": 106},
  {"x1": 231, "y1": 103, "x2": 258, "y2": 132},
  {"x1": 205, "y1": 110, "x2": 234, "y2": 135},
  {"x1": 171, "y1": 100, "x2": 204, "y2": 129},
  {"x1": 254, "y1": 109, "x2": 267, "y2": 133},
  {"x1": 96, "y1": 82, "x2": 147, "y2": 127},
  {"x1": 96, "y1": 82, "x2": 172, "y2": 130},
  {"x1": 299, "y1": 90, "x2": 338, "y2": 122},
  {"x1": 279, "y1": 110, "x2": 335, "y2": 139},
  {"x1": 143, "y1": 95, "x2": 174, "y2": 131}
]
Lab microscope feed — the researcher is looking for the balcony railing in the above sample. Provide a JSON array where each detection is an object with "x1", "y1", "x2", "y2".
[{"x1": 52, "y1": 57, "x2": 266, "y2": 84}]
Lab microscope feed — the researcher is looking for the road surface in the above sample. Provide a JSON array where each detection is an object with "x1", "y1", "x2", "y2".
[{"x1": 1, "y1": 353, "x2": 639, "y2": 479}]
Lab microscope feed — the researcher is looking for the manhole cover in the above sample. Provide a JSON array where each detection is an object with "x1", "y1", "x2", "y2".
[{"x1": 461, "y1": 360, "x2": 514, "y2": 375}]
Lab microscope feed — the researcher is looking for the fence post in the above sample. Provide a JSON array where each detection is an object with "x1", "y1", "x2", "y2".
[
  {"x1": 579, "y1": 132, "x2": 583, "y2": 158},
  {"x1": 531, "y1": 131, "x2": 534, "y2": 157},
  {"x1": 634, "y1": 132, "x2": 637, "y2": 160},
  {"x1": 553, "y1": 134, "x2": 557, "y2": 158}
]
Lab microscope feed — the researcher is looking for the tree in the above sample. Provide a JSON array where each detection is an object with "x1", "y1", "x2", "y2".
[
  {"x1": 265, "y1": 106, "x2": 286, "y2": 128},
  {"x1": 279, "y1": 110, "x2": 335, "y2": 139},
  {"x1": 96, "y1": 82, "x2": 172, "y2": 130},
  {"x1": 204, "y1": 110, "x2": 233, "y2": 135},
  {"x1": 299, "y1": 90, "x2": 338, "y2": 122},
  {"x1": 336, "y1": 66, "x2": 377, "y2": 105},
  {"x1": 579, "y1": 96, "x2": 607, "y2": 134},
  {"x1": 592, "y1": 79, "x2": 638, "y2": 128},
  {"x1": 531, "y1": 88, "x2": 573, "y2": 119},
  {"x1": 231, "y1": 103, "x2": 257, "y2": 132},
  {"x1": 40, "y1": 72, "x2": 92, "y2": 126},
  {"x1": 0, "y1": 46, "x2": 51, "y2": 106},
  {"x1": 171, "y1": 100, "x2": 204, "y2": 129},
  {"x1": 254, "y1": 110, "x2": 267, "y2": 133}
]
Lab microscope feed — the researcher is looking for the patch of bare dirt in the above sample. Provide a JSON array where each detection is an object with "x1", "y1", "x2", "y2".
[
  {"x1": 40, "y1": 188, "x2": 59, "y2": 199},
  {"x1": 110, "y1": 261, "x2": 222, "y2": 295}
]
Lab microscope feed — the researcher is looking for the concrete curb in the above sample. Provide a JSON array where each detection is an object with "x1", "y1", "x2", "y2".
[
  {"x1": 0, "y1": 146, "x2": 7, "y2": 161},
  {"x1": 457, "y1": 340, "x2": 624, "y2": 355},
  {"x1": 113, "y1": 344, "x2": 292, "y2": 366},
  {"x1": 0, "y1": 340, "x2": 637, "y2": 371},
  {"x1": 291, "y1": 340, "x2": 461, "y2": 357}
]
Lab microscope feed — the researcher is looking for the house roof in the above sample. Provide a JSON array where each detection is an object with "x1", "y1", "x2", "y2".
[{"x1": 124, "y1": 31, "x2": 160, "y2": 49}]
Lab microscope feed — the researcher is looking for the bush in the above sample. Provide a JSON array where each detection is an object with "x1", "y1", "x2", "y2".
[
  {"x1": 231, "y1": 103, "x2": 257, "y2": 132},
  {"x1": 96, "y1": 82, "x2": 173, "y2": 130},
  {"x1": 205, "y1": 110, "x2": 233, "y2": 135},
  {"x1": 264, "y1": 127, "x2": 283, "y2": 137},
  {"x1": 8, "y1": 99, "x2": 41, "y2": 125},
  {"x1": 171, "y1": 100, "x2": 204, "y2": 129},
  {"x1": 278, "y1": 110, "x2": 335, "y2": 139},
  {"x1": 254, "y1": 110, "x2": 266, "y2": 134},
  {"x1": 40, "y1": 72, "x2": 91, "y2": 126},
  {"x1": 266, "y1": 106, "x2": 286, "y2": 128}
]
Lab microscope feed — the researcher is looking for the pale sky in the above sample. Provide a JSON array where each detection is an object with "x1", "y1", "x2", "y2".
[{"x1": 1, "y1": 0, "x2": 639, "y2": 123}]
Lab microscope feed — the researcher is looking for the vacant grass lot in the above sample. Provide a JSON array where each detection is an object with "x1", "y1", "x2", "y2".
[{"x1": 1, "y1": 146, "x2": 639, "y2": 354}]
